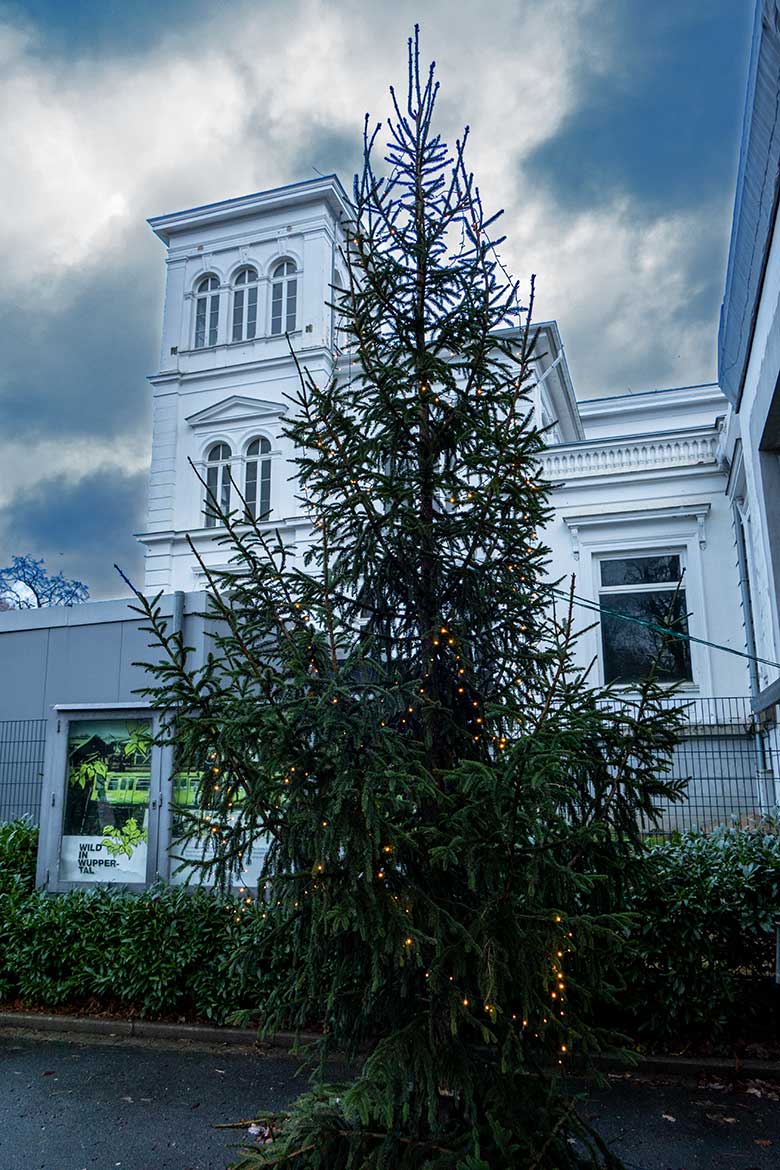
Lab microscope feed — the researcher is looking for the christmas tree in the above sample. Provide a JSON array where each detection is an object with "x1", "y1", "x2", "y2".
[{"x1": 130, "y1": 29, "x2": 685, "y2": 1169}]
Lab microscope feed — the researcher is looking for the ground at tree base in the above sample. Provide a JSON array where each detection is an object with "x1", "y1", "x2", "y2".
[{"x1": 0, "y1": 1031, "x2": 778, "y2": 1170}]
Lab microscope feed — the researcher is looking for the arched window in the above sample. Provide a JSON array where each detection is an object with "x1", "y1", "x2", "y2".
[
  {"x1": 194, "y1": 276, "x2": 219, "y2": 348},
  {"x1": 331, "y1": 271, "x2": 344, "y2": 350},
  {"x1": 204, "y1": 442, "x2": 232, "y2": 527},
  {"x1": 245, "y1": 437, "x2": 272, "y2": 520},
  {"x1": 231, "y1": 267, "x2": 259, "y2": 342},
  {"x1": 270, "y1": 260, "x2": 297, "y2": 335}
]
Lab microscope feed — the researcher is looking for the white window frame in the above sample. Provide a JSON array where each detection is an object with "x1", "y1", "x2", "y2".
[
  {"x1": 193, "y1": 275, "x2": 220, "y2": 349},
  {"x1": 595, "y1": 548, "x2": 693, "y2": 688},
  {"x1": 244, "y1": 436, "x2": 272, "y2": 521},
  {"x1": 204, "y1": 441, "x2": 233, "y2": 527},
  {"x1": 562, "y1": 506, "x2": 712, "y2": 693},
  {"x1": 231, "y1": 267, "x2": 260, "y2": 342},
  {"x1": 270, "y1": 259, "x2": 298, "y2": 336}
]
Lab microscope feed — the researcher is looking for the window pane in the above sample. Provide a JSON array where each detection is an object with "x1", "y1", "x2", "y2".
[
  {"x1": 247, "y1": 286, "x2": 258, "y2": 339},
  {"x1": 259, "y1": 459, "x2": 271, "y2": 519},
  {"x1": 601, "y1": 555, "x2": 682, "y2": 588},
  {"x1": 59, "y1": 719, "x2": 152, "y2": 884},
  {"x1": 205, "y1": 464, "x2": 219, "y2": 526},
  {"x1": 232, "y1": 289, "x2": 244, "y2": 341},
  {"x1": 271, "y1": 282, "x2": 283, "y2": 335},
  {"x1": 195, "y1": 298, "x2": 206, "y2": 348},
  {"x1": 600, "y1": 589, "x2": 692, "y2": 684},
  {"x1": 208, "y1": 295, "x2": 219, "y2": 346},
  {"x1": 220, "y1": 464, "x2": 231, "y2": 514},
  {"x1": 245, "y1": 460, "x2": 257, "y2": 516},
  {"x1": 286, "y1": 279, "x2": 297, "y2": 332}
]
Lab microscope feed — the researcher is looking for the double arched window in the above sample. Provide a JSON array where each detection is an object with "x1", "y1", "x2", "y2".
[
  {"x1": 204, "y1": 442, "x2": 232, "y2": 527},
  {"x1": 231, "y1": 267, "x2": 259, "y2": 342},
  {"x1": 270, "y1": 260, "x2": 298, "y2": 335},
  {"x1": 194, "y1": 276, "x2": 219, "y2": 349},
  {"x1": 204, "y1": 438, "x2": 272, "y2": 526},
  {"x1": 245, "y1": 437, "x2": 272, "y2": 520}
]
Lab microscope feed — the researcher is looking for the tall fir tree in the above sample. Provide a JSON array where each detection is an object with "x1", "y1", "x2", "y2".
[{"x1": 130, "y1": 30, "x2": 685, "y2": 1169}]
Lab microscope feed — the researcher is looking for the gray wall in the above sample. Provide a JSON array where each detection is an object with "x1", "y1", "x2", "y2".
[
  {"x1": 0, "y1": 592, "x2": 207, "y2": 721},
  {"x1": 0, "y1": 594, "x2": 207, "y2": 823}
]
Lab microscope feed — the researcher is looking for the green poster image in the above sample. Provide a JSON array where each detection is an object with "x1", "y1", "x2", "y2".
[
  {"x1": 167, "y1": 766, "x2": 267, "y2": 887},
  {"x1": 59, "y1": 719, "x2": 152, "y2": 883}
]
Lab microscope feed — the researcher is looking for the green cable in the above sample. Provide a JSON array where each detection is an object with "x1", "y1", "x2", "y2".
[{"x1": 543, "y1": 583, "x2": 780, "y2": 673}]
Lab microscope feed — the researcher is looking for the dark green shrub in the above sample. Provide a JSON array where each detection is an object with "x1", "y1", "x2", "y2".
[
  {"x1": 0, "y1": 879, "x2": 279, "y2": 1022},
  {"x1": 620, "y1": 825, "x2": 780, "y2": 1047},
  {"x1": 0, "y1": 818, "x2": 38, "y2": 894}
]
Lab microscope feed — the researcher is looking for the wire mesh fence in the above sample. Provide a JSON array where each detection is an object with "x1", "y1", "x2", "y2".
[
  {"x1": 0, "y1": 700, "x2": 776, "y2": 835},
  {"x1": 0, "y1": 718, "x2": 46, "y2": 824},
  {"x1": 609, "y1": 695, "x2": 777, "y2": 837}
]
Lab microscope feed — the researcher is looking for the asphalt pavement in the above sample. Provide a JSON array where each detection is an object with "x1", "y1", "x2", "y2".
[{"x1": 1, "y1": 1028, "x2": 779, "y2": 1170}]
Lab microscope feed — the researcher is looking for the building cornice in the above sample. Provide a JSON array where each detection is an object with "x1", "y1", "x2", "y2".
[
  {"x1": 149, "y1": 344, "x2": 335, "y2": 387},
  {"x1": 148, "y1": 175, "x2": 352, "y2": 245},
  {"x1": 577, "y1": 383, "x2": 725, "y2": 425},
  {"x1": 562, "y1": 502, "x2": 712, "y2": 558}
]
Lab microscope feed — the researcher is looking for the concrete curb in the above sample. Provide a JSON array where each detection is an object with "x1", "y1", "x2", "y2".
[
  {"x1": 1, "y1": 1011, "x2": 779, "y2": 1079},
  {"x1": 597, "y1": 1052, "x2": 780, "y2": 1079},
  {"x1": 0, "y1": 1011, "x2": 320, "y2": 1050}
]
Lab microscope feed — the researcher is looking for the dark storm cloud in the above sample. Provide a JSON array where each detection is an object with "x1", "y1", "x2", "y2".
[
  {"x1": 289, "y1": 126, "x2": 362, "y2": 193},
  {"x1": 0, "y1": 467, "x2": 147, "y2": 600},
  {"x1": 0, "y1": 243, "x2": 159, "y2": 444},
  {"x1": 523, "y1": 3, "x2": 752, "y2": 213},
  {"x1": 0, "y1": 0, "x2": 756, "y2": 596}
]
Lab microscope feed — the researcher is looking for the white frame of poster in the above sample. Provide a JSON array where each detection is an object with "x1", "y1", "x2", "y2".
[{"x1": 36, "y1": 704, "x2": 168, "y2": 892}]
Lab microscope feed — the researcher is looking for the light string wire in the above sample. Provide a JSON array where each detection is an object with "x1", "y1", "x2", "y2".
[{"x1": 542, "y1": 582, "x2": 780, "y2": 673}]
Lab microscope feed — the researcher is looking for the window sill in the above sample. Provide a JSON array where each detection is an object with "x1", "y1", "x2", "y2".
[
  {"x1": 604, "y1": 681, "x2": 699, "y2": 694},
  {"x1": 181, "y1": 332, "x2": 302, "y2": 357}
]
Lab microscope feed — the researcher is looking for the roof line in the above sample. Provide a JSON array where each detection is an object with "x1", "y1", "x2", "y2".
[
  {"x1": 580, "y1": 382, "x2": 721, "y2": 405},
  {"x1": 147, "y1": 173, "x2": 351, "y2": 229}
]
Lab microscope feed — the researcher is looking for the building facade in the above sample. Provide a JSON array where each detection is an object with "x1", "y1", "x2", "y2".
[
  {"x1": 2, "y1": 136, "x2": 775, "y2": 875},
  {"x1": 135, "y1": 175, "x2": 747, "y2": 700}
]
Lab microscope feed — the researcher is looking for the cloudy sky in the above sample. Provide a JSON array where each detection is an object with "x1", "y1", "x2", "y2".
[{"x1": 0, "y1": 0, "x2": 753, "y2": 599}]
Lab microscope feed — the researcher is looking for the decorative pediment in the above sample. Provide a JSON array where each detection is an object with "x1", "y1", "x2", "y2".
[{"x1": 186, "y1": 395, "x2": 288, "y2": 430}]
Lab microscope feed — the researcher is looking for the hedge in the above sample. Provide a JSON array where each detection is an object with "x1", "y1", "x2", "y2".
[
  {"x1": 618, "y1": 824, "x2": 780, "y2": 1048},
  {"x1": 0, "y1": 820, "x2": 278, "y2": 1023},
  {"x1": 1, "y1": 819, "x2": 778, "y2": 1046}
]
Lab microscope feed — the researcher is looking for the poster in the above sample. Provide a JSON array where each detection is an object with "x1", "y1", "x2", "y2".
[
  {"x1": 167, "y1": 768, "x2": 267, "y2": 887},
  {"x1": 59, "y1": 718, "x2": 152, "y2": 884}
]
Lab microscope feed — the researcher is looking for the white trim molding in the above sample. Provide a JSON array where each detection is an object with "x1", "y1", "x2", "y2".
[
  {"x1": 563, "y1": 503, "x2": 711, "y2": 559},
  {"x1": 541, "y1": 426, "x2": 719, "y2": 484}
]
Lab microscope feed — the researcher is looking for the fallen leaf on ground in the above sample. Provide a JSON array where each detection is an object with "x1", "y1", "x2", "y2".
[
  {"x1": 754, "y1": 1139, "x2": 773, "y2": 1147},
  {"x1": 662, "y1": 1114, "x2": 676, "y2": 1122},
  {"x1": 745, "y1": 1080, "x2": 780, "y2": 1101}
]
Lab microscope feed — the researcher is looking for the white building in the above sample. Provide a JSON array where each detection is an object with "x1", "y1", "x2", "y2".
[
  {"x1": 138, "y1": 175, "x2": 747, "y2": 701},
  {"x1": 718, "y1": 0, "x2": 780, "y2": 718},
  {"x1": 2, "y1": 160, "x2": 772, "y2": 855}
]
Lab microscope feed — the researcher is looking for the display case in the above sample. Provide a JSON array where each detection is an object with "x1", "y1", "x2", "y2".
[{"x1": 35, "y1": 703, "x2": 267, "y2": 891}]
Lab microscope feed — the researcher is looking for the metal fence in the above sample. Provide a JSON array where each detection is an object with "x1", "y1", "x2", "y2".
[
  {"x1": 0, "y1": 700, "x2": 777, "y2": 834},
  {"x1": 0, "y1": 718, "x2": 46, "y2": 823},
  {"x1": 638, "y1": 695, "x2": 777, "y2": 836}
]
